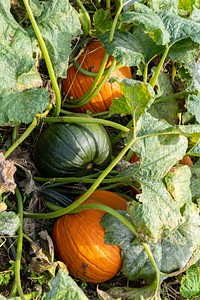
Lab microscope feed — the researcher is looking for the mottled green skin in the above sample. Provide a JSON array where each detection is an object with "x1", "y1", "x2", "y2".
[{"x1": 33, "y1": 122, "x2": 112, "y2": 177}]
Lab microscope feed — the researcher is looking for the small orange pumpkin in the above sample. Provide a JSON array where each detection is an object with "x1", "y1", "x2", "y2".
[
  {"x1": 52, "y1": 190, "x2": 127, "y2": 283},
  {"x1": 62, "y1": 40, "x2": 132, "y2": 113}
]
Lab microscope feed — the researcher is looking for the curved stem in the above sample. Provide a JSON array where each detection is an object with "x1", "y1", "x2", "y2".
[
  {"x1": 43, "y1": 115, "x2": 129, "y2": 133},
  {"x1": 4, "y1": 104, "x2": 52, "y2": 159},
  {"x1": 72, "y1": 60, "x2": 123, "y2": 77},
  {"x1": 15, "y1": 187, "x2": 25, "y2": 300},
  {"x1": 111, "y1": 119, "x2": 133, "y2": 146},
  {"x1": 76, "y1": 0, "x2": 91, "y2": 37},
  {"x1": 4, "y1": 118, "x2": 37, "y2": 159},
  {"x1": 22, "y1": 0, "x2": 61, "y2": 116},
  {"x1": 64, "y1": 58, "x2": 116, "y2": 108},
  {"x1": 149, "y1": 44, "x2": 169, "y2": 88},
  {"x1": 108, "y1": 0, "x2": 122, "y2": 42},
  {"x1": 143, "y1": 63, "x2": 149, "y2": 83}
]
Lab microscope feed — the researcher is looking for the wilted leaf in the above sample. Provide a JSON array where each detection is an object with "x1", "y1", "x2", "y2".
[
  {"x1": 164, "y1": 164, "x2": 191, "y2": 207},
  {"x1": 29, "y1": 230, "x2": 56, "y2": 276},
  {"x1": 97, "y1": 286, "x2": 116, "y2": 300},
  {"x1": 0, "y1": 211, "x2": 20, "y2": 236},
  {"x1": 0, "y1": 153, "x2": 16, "y2": 194},
  {"x1": 43, "y1": 269, "x2": 89, "y2": 300},
  {"x1": 107, "y1": 281, "x2": 161, "y2": 300}
]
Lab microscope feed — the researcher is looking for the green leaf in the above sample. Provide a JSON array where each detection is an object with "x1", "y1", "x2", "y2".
[
  {"x1": 186, "y1": 93, "x2": 200, "y2": 124},
  {"x1": 149, "y1": 71, "x2": 179, "y2": 124},
  {"x1": 109, "y1": 79, "x2": 155, "y2": 121},
  {"x1": 99, "y1": 29, "x2": 144, "y2": 67},
  {"x1": 168, "y1": 38, "x2": 200, "y2": 65},
  {"x1": 131, "y1": 27, "x2": 165, "y2": 63},
  {"x1": 0, "y1": 1, "x2": 39, "y2": 93},
  {"x1": 190, "y1": 160, "x2": 200, "y2": 198},
  {"x1": 120, "y1": 3, "x2": 170, "y2": 45},
  {"x1": 30, "y1": 0, "x2": 82, "y2": 78},
  {"x1": 180, "y1": 262, "x2": 200, "y2": 298},
  {"x1": 128, "y1": 180, "x2": 183, "y2": 242},
  {"x1": 0, "y1": 211, "x2": 20, "y2": 236},
  {"x1": 102, "y1": 202, "x2": 200, "y2": 282},
  {"x1": 28, "y1": 0, "x2": 43, "y2": 17},
  {"x1": 146, "y1": 0, "x2": 178, "y2": 13},
  {"x1": 159, "y1": 10, "x2": 200, "y2": 45},
  {"x1": 43, "y1": 269, "x2": 89, "y2": 300},
  {"x1": 178, "y1": 0, "x2": 195, "y2": 17},
  {"x1": 93, "y1": 8, "x2": 113, "y2": 34},
  {"x1": 0, "y1": 88, "x2": 50, "y2": 126}
]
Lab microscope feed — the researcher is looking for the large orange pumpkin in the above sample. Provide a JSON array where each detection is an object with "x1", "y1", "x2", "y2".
[
  {"x1": 62, "y1": 40, "x2": 132, "y2": 113},
  {"x1": 52, "y1": 190, "x2": 127, "y2": 283}
]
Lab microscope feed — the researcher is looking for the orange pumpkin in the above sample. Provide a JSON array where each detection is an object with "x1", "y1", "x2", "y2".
[
  {"x1": 62, "y1": 40, "x2": 132, "y2": 113},
  {"x1": 52, "y1": 190, "x2": 127, "y2": 283}
]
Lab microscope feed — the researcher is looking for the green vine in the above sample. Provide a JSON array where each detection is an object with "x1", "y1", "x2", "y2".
[{"x1": 22, "y1": 0, "x2": 60, "y2": 116}]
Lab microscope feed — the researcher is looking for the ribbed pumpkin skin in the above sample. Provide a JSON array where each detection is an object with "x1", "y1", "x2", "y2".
[
  {"x1": 62, "y1": 40, "x2": 132, "y2": 113},
  {"x1": 33, "y1": 122, "x2": 112, "y2": 177},
  {"x1": 52, "y1": 190, "x2": 127, "y2": 283}
]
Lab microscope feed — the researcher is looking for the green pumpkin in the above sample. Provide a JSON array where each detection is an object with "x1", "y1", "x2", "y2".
[{"x1": 33, "y1": 122, "x2": 112, "y2": 177}]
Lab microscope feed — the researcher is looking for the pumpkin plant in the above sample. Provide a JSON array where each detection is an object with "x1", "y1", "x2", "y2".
[
  {"x1": 33, "y1": 121, "x2": 112, "y2": 177},
  {"x1": 52, "y1": 190, "x2": 127, "y2": 283},
  {"x1": 62, "y1": 40, "x2": 132, "y2": 113}
]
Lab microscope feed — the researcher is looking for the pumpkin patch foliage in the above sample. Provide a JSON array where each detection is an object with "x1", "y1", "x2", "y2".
[{"x1": 0, "y1": 0, "x2": 200, "y2": 299}]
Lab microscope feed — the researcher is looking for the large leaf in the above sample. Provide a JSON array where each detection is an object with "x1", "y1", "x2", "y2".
[
  {"x1": 121, "y1": 114, "x2": 190, "y2": 241},
  {"x1": 0, "y1": 0, "x2": 40, "y2": 92},
  {"x1": 131, "y1": 27, "x2": 164, "y2": 63},
  {"x1": 120, "y1": 3, "x2": 200, "y2": 48},
  {"x1": 0, "y1": 88, "x2": 50, "y2": 126},
  {"x1": 159, "y1": 10, "x2": 200, "y2": 45},
  {"x1": 109, "y1": 78, "x2": 155, "y2": 122},
  {"x1": 29, "y1": 0, "x2": 82, "y2": 77},
  {"x1": 120, "y1": 3, "x2": 170, "y2": 45},
  {"x1": 99, "y1": 29, "x2": 144, "y2": 67},
  {"x1": 102, "y1": 202, "x2": 200, "y2": 282},
  {"x1": 43, "y1": 269, "x2": 89, "y2": 300},
  {"x1": 168, "y1": 38, "x2": 200, "y2": 64}
]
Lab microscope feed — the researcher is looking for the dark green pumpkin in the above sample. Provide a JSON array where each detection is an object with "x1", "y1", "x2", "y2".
[{"x1": 33, "y1": 122, "x2": 112, "y2": 177}]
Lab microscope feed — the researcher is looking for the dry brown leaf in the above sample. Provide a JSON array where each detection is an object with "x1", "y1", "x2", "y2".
[{"x1": 0, "y1": 153, "x2": 16, "y2": 194}]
